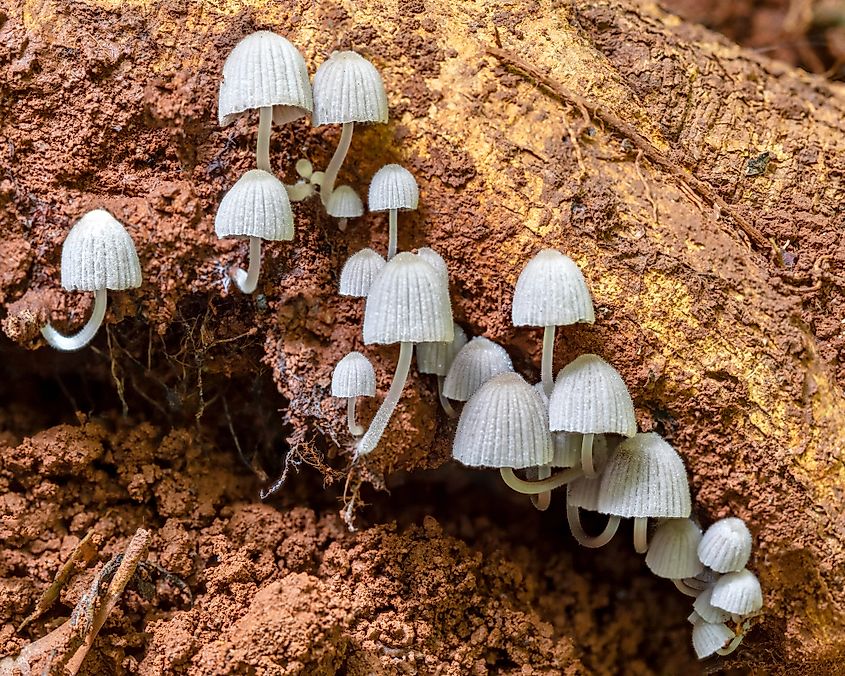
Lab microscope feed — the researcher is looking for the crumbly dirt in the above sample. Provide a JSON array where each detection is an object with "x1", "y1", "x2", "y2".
[{"x1": 1, "y1": 0, "x2": 844, "y2": 673}]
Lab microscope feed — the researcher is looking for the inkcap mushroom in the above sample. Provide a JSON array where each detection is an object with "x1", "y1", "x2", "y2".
[
  {"x1": 369, "y1": 164, "x2": 419, "y2": 259},
  {"x1": 416, "y1": 323, "x2": 468, "y2": 417},
  {"x1": 443, "y1": 337, "x2": 514, "y2": 403},
  {"x1": 710, "y1": 569, "x2": 763, "y2": 617},
  {"x1": 332, "y1": 351, "x2": 376, "y2": 437},
  {"x1": 645, "y1": 518, "x2": 705, "y2": 596},
  {"x1": 693, "y1": 587, "x2": 732, "y2": 624},
  {"x1": 698, "y1": 517, "x2": 753, "y2": 573},
  {"x1": 691, "y1": 620, "x2": 736, "y2": 659},
  {"x1": 326, "y1": 185, "x2": 364, "y2": 231},
  {"x1": 339, "y1": 248, "x2": 386, "y2": 298}
]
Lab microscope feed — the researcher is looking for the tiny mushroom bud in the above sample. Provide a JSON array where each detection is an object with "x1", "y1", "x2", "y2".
[
  {"x1": 332, "y1": 351, "x2": 376, "y2": 437},
  {"x1": 597, "y1": 432, "x2": 691, "y2": 553},
  {"x1": 416, "y1": 323, "x2": 468, "y2": 418},
  {"x1": 312, "y1": 51, "x2": 388, "y2": 206},
  {"x1": 369, "y1": 164, "x2": 419, "y2": 259},
  {"x1": 215, "y1": 169, "x2": 294, "y2": 294},
  {"x1": 326, "y1": 185, "x2": 364, "y2": 231},
  {"x1": 710, "y1": 569, "x2": 763, "y2": 617},
  {"x1": 512, "y1": 250, "x2": 595, "y2": 397},
  {"x1": 691, "y1": 620, "x2": 736, "y2": 660},
  {"x1": 443, "y1": 337, "x2": 514, "y2": 403},
  {"x1": 693, "y1": 586, "x2": 732, "y2": 624},
  {"x1": 41, "y1": 209, "x2": 142, "y2": 352},
  {"x1": 698, "y1": 517, "x2": 753, "y2": 573},
  {"x1": 645, "y1": 518, "x2": 705, "y2": 596},
  {"x1": 339, "y1": 248, "x2": 386, "y2": 298}
]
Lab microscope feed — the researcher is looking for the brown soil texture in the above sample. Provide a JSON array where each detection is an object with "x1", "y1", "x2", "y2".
[{"x1": 1, "y1": 0, "x2": 844, "y2": 673}]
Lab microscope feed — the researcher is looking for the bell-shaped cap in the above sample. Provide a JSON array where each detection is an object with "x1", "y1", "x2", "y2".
[
  {"x1": 452, "y1": 372, "x2": 553, "y2": 469},
  {"x1": 363, "y1": 252, "x2": 453, "y2": 345},
  {"x1": 416, "y1": 247, "x2": 448, "y2": 287},
  {"x1": 711, "y1": 569, "x2": 763, "y2": 616},
  {"x1": 339, "y1": 248, "x2": 386, "y2": 297},
  {"x1": 597, "y1": 432, "x2": 691, "y2": 519},
  {"x1": 369, "y1": 164, "x2": 419, "y2": 211},
  {"x1": 443, "y1": 337, "x2": 513, "y2": 402},
  {"x1": 512, "y1": 249, "x2": 595, "y2": 327},
  {"x1": 692, "y1": 620, "x2": 734, "y2": 659},
  {"x1": 417, "y1": 323, "x2": 467, "y2": 376},
  {"x1": 61, "y1": 209, "x2": 142, "y2": 291},
  {"x1": 693, "y1": 586, "x2": 731, "y2": 624},
  {"x1": 326, "y1": 185, "x2": 364, "y2": 219},
  {"x1": 549, "y1": 354, "x2": 636, "y2": 436},
  {"x1": 645, "y1": 519, "x2": 705, "y2": 579},
  {"x1": 698, "y1": 517, "x2": 753, "y2": 574},
  {"x1": 566, "y1": 473, "x2": 603, "y2": 511},
  {"x1": 312, "y1": 51, "x2": 388, "y2": 126},
  {"x1": 331, "y1": 351, "x2": 376, "y2": 398},
  {"x1": 218, "y1": 31, "x2": 313, "y2": 127},
  {"x1": 215, "y1": 169, "x2": 294, "y2": 241}
]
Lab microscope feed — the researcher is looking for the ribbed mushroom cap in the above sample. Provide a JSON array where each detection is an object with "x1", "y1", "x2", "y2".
[
  {"x1": 692, "y1": 621, "x2": 734, "y2": 659},
  {"x1": 597, "y1": 432, "x2": 691, "y2": 518},
  {"x1": 363, "y1": 252, "x2": 453, "y2": 345},
  {"x1": 61, "y1": 209, "x2": 142, "y2": 291},
  {"x1": 339, "y1": 248, "x2": 386, "y2": 297},
  {"x1": 416, "y1": 248, "x2": 448, "y2": 287},
  {"x1": 566, "y1": 473, "x2": 604, "y2": 511},
  {"x1": 215, "y1": 169, "x2": 294, "y2": 241},
  {"x1": 369, "y1": 164, "x2": 419, "y2": 211},
  {"x1": 646, "y1": 519, "x2": 705, "y2": 579},
  {"x1": 331, "y1": 351, "x2": 376, "y2": 398},
  {"x1": 443, "y1": 337, "x2": 514, "y2": 402},
  {"x1": 218, "y1": 31, "x2": 313, "y2": 126},
  {"x1": 698, "y1": 517, "x2": 753, "y2": 573},
  {"x1": 512, "y1": 249, "x2": 595, "y2": 327},
  {"x1": 549, "y1": 354, "x2": 636, "y2": 436},
  {"x1": 711, "y1": 569, "x2": 763, "y2": 616},
  {"x1": 452, "y1": 372, "x2": 553, "y2": 469},
  {"x1": 693, "y1": 586, "x2": 732, "y2": 624},
  {"x1": 417, "y1": 323, "x2": 467, "y2": 376},
  {"x1": 326, "y1": 185, "x2": 364, "y2": 218},
  {"x1": 312, "y1": 51, "x2": 388, "y2": 126}
]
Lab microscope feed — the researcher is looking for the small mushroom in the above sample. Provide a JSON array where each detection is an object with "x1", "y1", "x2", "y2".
[
  {"x1": 326, "y1": 185, "x2": 364, "y2": 231},
  {"x1": 645, "y1": 518, "x2": 705, "y2": 596},
  {"x1": 691, "y1": 619, "x2": 736, "y2": 659},
  {"x1": 442, "y1": 337, "x2": 514, "y2": 403},
  {"x1": 312, "y1": 51, "x2": 388, "y2": 206},
  {"x1": 416, "y1": 322, "x2": 468, "y2": 417},
  {"x1": 596, "y1": 432, "x2": 692, "y2": 553},
  {"x1": 710, "y1": 569, "x2": 763, "y2": 617},
  {"x1": 693, "y1": 587, "x2": 732, "y2": 624},
  {"x1": 512, "y1": 249, "x2": 594, "y2": 397},
  {"x1": 215, "y1": 169, "x2": 294, "y2": 294},
  {"x1": 698, "y1": 517, "x2": 753, "y2": 573},
  {"x1": 331, "y1": 352, "x2": 376, "y2": 437},
  {"x1": 369, "y1": 164, "x2": 419, "y2": 259},
  {"x1": 339, "y1": 248, "x2": 386, "y2": 297},
  {"x1": 41, "y1": 209, "x2": 142, "y2": 351}
]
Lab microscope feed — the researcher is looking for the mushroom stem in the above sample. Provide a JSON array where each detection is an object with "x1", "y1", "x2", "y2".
[
  {"x1": 387, "y1": 209, "x2": 398, "y2": 260},
  {"x1": 347, "y1": 397, "x2": 364, "y2": 437},
  {"x1": 499, "y1": 466, "x2": 582, "y2": 494},
  {"x1": 716, "y1": 632, "x2": 744, "y2": 656},
  {"x1": 633, "y1": 517, "x2": 650, "y2": 553},
  {"x1": 256, "y1": 106, "x2": 272, "y2": 172},
  {"x1": 321, "y1": 121, "x2": 354, "y2": 206},
  {"x1": 581, "y1": 433, "x2": 597, "y2": 478},
  {"x1": 541, "y1": 325, "x2": 555, "y2": 397},
  {"x1": 286, "y1": 182, "x2": 315, "y2": 202},
  {"x1": 530, "y1": 464, "x2": 551, "y2": 511},
  {"x1": 566, "y1": 500, "x2": 621, "y2": 548},
  {"x1": 437, "y1": 376, "x2": 457, "y2": 418},
  {"x1": 355, "y1": 341, "x2": 413, "y2": 458},
  {"x1": 672, "y1": 578, "x2": 703, "y2": 598},
  {"x1": 338, "y1": 217, "x2": 349, "y2": 232},
  {"x1": 41, "y1": 288, "x2": 108, "y2": 352},
  {"x1": 234, "y1": 236, "x2": 262, "y2": 294}
]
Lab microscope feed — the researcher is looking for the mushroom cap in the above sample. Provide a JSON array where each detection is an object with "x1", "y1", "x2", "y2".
[
  {"x1": 711, "y1": 569, "x2": 763, "y2": 616},
  {"x1": 511, "y1": 249, "x2": 595, "y2": 327},
  {"x1": 698, "y1": 517, "x2": 753, "y2": 574},
  {"x1": 549, "y1": 354, "x2": 636, "y2": 436},
  {"x1": 417, "y1": 323, "x2": 467, "y2": 376},
  {"x1": 215, "y1": 169, "x2": 294, "y2": 241},
  {"x1": 369, "y1": 164, "x2": 419, "y2": 211},
  {"x1": 645, "y1": 518, "x2": 705, "y2": 579},
  {"x1": 363, "y1": 252, "x2": 453, "y2": 345},
  {"x1": 339, "y1": 248, "x2": 386, "y2": 297},
  {"x1": 416, "y1": 247, "x2": 448, "y2": 287},
  {"x1": 566, "y1": 472, "x2": 604, "y2": 511},
  {"x1": 443, "y1": 337, "x2": 514, "y2": 402},
  {"x1": 326, "y1": 185, "x2": 364, "y2": 218},
  {"x1": 61, "y1": 209, "x2": 142, "y2": 292},
  {"x1": 331, "y1": 351, "x2": 376, "y2": 398},
  {"x1": 597, "y1": 432, "x2": 691, "y2": 519},
  {"x1": 218, "y1": 31, "x2": 313, "y2": 127},
  {"x1": 691, "y1": 621, "x2": 734, "y2": 659},
  {"x1": 312, "y1": 51, "x2": 388, "y2": 126},
  {"x1": 452, "y1": 372, "x2": 553, "y2": 469},
  {"x1": 693, "y1": 586, "x2": 732, "y2": 624}
]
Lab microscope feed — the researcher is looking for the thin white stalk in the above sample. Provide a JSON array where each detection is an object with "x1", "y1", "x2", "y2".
[
  {"x1": 672, "y1": 578, "x2": 702, "y2": 598},
  {"x1": 437, "y1": 376, "x2": 457, "y2": 418},
  {"x1": 566, "y1": 501, "x2": 621, "y2": 548},
  {"x1": 388, "y1": 209, "x2": 398, "y2": 260},
  {"x1": 541, "y1": 325, "x2": 555, "y2": 397},
  {"x1": 321, "y1": 122, "x2": 353, "y2": 206},
  {"x1": 257, "y1": 106, "x2": 272, "y2": 172},
  {"x1": 633, "y1": 517, "x2": 650, "y2": 553},
  {"x1": 234, "y1": 236, "x2": 262, "y2": 294},
  {"x1": 581, "y1": 433, "x2": 597, "y2": 478},
  {"x1": 347, "y1": 397, "x2": 364, "y2": 437},
  {"x1": 41, "y1": 288, "x2": 107, "y2": 352},
  {"x1": 355, "y1": 342, "x2": 413, "y2": 458},
  {"x1": 499, "y1": 466, "x2": 582, "y2": 495},
  {"x1": 716, "y1": 632, "x2": 744, "y2": 656},
  {"x1": 530, "y1": 464, "x2": 551, "y2": 511}
]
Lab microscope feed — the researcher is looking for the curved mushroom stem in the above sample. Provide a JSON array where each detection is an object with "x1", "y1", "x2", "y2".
[
  {"x1": 581, "y1": 433, "x2": 597, "y2": 478},
  {"x1": 388, "y1": 209, "x2": 398, "y2": 260},
  {"x1": 321, "y1": 122, "x2": 354, "y2": 206},
  {"x1": 541, "y1": 325, "x2": 555, "y2": 397},
  {"x1": 234, "y1": 236, "x2": 262, "y2": 294},
  {"x1": 672, "y1": 578, "x2": 703, "y2": 598},
  {"x1": 499, "y1": 466, "x2": 582, "y2": 494},
  {"x1": 355, "y1": 341, "x2": 413, "y2": 458},
  {"x1": 41, "y1": 288, "x2": 108, "y2": 352},
  {"x1": 633, "y1": 517, "x2": 650, "y2": 553},
  {"x1": 286, "y1": 182, "x2": 315, "y2": 202},
  {"x1": 566, "y1": 501, "x2": 621, "y2": 547},
  {"x1": 347, "y1": 397, "x2": 364, "y2": 437},
  {"x1": 530, "y1": 464, "x2": 551, "y2": 511},
  {"x1": 256, "y1": 106, "x2": 272, "y2": 172},
  {"x1": 437, "y1": 376, "x2": 457, "y2": 418},
  {"x1": 716, "y1": 632, "x2": 744, "y2": 656}
]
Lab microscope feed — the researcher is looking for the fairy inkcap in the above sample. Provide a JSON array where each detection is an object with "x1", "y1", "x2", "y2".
[
  {"x1": 692, "y1": 620, "x2": 734, "y2": 659},
  {"x1": 512, "y1": 249, "x2": 595, "y2": 328},
  {"x1": 645, "y1": 519, "x2": 705, "y2": 579},
  {"x1": 331, "y1": 351, "x2": 376, "y2": 398},
  {"x1": 698, "y1": 517, "x2": 753, "y2": 574},
  {"x1": 312, "y1": 51, "x2": 388, "y2": 126},
  {"x1": 443, "y1": 337, "x2": 514, "y2": 402},
  {"x1": 215, "y1": 169, "x2": 294, "y2": 241},
  {"x1": 326, "y1": 185, "x2": 364, "y2": 219},
  {"x1": 339, "y1": 248, "x2": 386, "y2": 298},
  {"x1": 369, "y1": 164, "x2": 419, "y2": 211},
  {"x1": 711, "y1": 569, "x2": 763, "y2": 616}
]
